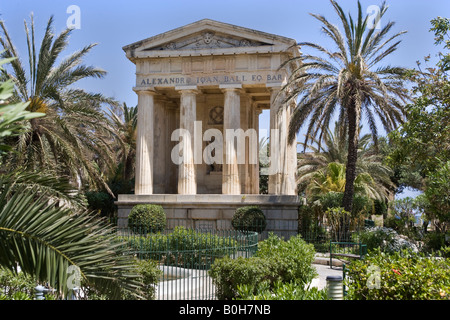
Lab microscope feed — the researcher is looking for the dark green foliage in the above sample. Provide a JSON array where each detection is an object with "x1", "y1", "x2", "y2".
[
  {"x1": 319, "y1": 192, "x2": 373, "y2": 217},
  {"x1": 424, "y1": 160, "x2": 450, "y2": 233},
  {"x1": 121, "y1": 226, "x2": 238, "y2": 268},
  {"x1": 373, "y1": 199, "x2": 388, "y2": 216},
  {"x1": 209, "y1": 234, "x2": 317, "y2": 300},
  {"x1": 209, "y1": 256, "x2": 275, "y2": 300},
  {"x1": 135, "y1": 260, "x2": 161, "y2": 300},
  {"x1": 122, "y1": 260, "x2": 161, "y2": 300},
  {"x1": 232, "y1": 206, "x2": 267, "y2": 233},
  {"x1": 423, "y1": 232, "x2": 447, "y2": 253},
  {"x1": 85, "y1": 191, "x2": 115, "y2": 217},
  {"x1": 236, "y1": 281, "x2": 329, "y2": 300},
  {"x1": 128, "y1": 204, "x2": 166, "y2": 233},
  {"x1": 298, "y1": 204, "x2": 329, "y2": 252},
  {"x1": 83, "y1": 259, "x2": 162, "y2": 300},
  {"x1": 256, "y1": 234, "x2": 317, "y2": 284},
  {"x1": 0, "y1": 267, "x2": 36, "y2": 300}
]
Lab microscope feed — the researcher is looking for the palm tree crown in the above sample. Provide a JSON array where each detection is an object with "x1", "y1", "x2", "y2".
[
  {"x1": 107, "y1": 103, "x2": 137, "y2": 183},
  {"x1": 283, "y1": 0, "x2": 409, "y2": 211},
  {"x1": 297, "y1": 123, "x2": 395, "y2": 201},
  {"x1": 0, "y1": 15, "x2": 117, "y2": 192}
]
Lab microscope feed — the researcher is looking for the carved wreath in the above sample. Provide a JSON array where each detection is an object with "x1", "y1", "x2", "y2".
[{"x1": 209, "y1": 106, "x2": 224, "y2": 124}]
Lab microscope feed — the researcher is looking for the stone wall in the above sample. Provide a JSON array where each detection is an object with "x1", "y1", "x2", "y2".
[{"x1": 117, "y1": 194, "x2": 300, "y2": 239}]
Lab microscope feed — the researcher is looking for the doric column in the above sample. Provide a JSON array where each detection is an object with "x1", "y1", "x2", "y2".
[
  {"x1": 253, "y1": 106, "x2": 263, "y2": 194},
  {"x1": 221, "y1": 86, "x2": 241, "y2": 195},
  {"x1": 268, "y1": 87, "x2": 281, "y2": 194},
  {"x1": 153, "y1": 97, "x2": 167, "y2": 193},
  {"x1": 268, "y1": 86, "x2": 296, "y2": 195},
  {"x1": 134, "y1": 88, "x2": 156, "y2": 195},
  {"x1": 287, "y1": 101, "x2": 298, "y2": 195},
  {"x1": 177, "y1": 87, "x2": 198, "y2": 194}
]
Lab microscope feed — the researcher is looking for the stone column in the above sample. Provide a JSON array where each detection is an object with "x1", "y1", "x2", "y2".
[
  {"x1": 177, "y1": 87, "x2": 198, "y2": 194},
  {"x1": 134, "y1": 88, "x2": 156, "y2": 195},
  {"x1": 221, "y1": 86, "x2": 241, "y2": 195},
  {"x1": 268, "y1": 86, "x2": 295, "y2": 195},
  {"x1": 153, "y1": 97, "x2": 167, "y2": 193},
  {"x1": 253, "y1": 106, "x2": 263, "y2": 194},
  {"x1": 268, "y1": 86, "x2": 281, "y2": 195},
  {"x1": 287, "y1": 101, "x2": 298, "y2": 195}
]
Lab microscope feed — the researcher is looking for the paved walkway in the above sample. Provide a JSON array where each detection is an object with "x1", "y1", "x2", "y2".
[
  {"x1": 155, "y1": 256, "x2": 345, "y2": 299},
  {"x1": 311, "y1": 263, "x2": 344, "y2": 290}
]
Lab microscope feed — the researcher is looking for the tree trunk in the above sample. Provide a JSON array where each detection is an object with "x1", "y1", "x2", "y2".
[{"x1": 342, "y1": 102, "x2": 360, "y2": 213}]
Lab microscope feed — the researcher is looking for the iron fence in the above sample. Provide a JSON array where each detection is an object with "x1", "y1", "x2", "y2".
[
  {"x1": 299, "y1": 228, "x2": 363, "y2": 252},
  {"x1": 114, "y1": 224, "x2": 259, "y2": 300}
]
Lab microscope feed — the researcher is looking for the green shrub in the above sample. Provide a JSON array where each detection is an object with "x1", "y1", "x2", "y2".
[
  {"x1": 85, "y1": 258, "x2": 162, "y2": 300},
  {"x1": 256, "y1": 234, "x2": 317, "y2": 284},
  {"x1": 0, "y1": 291, "x2": 32, "y2": 300},
  {"x1": 85, "y1": 191, "x2": 114, "y2": 217},
  {"x1": 345, "y1": 248, "x2": 450, "y2": 300},
  {"x1": 236, "y1": 281, "x2": 329, "y2": 300},
  {"x1": 0, "y1": 267, "x2": 35, "y2": 300},
  {"x1": 423, "y1": 232, "x2": 446, "y2": 252},
  {"x1": 128, "y1": 204, "x2": 166, "y2": 233},
  {"x1": 232, "y1": 206, "x2": 267, "y2": 233},
  {"x1": 356, "y1": 227, "x2": 418, "y2": 254},
  {"x1": 298, "y1": 204, "x2": 330, "y2": 252},
  {"x1": 121, "y1": 226, "x2": 238, "y2": 268},
  {"x1": 318, "y1": 192, "x2": 373, "y2": 216},
  {"x1": 209, "y1": 256, "x2": 276, "y2": 300},
  {"x1": 129, "y1": 259, "x2": 162, "y2": 300},
  {"x1": 209, "y1": 233, "x2": 317, "y2": 300},
  {"x1": 438, "y1": 246, "x2": 450, "y2": 259},
  {"x1": 373, "y1": 199, "x2": 388, "y2": 216}
]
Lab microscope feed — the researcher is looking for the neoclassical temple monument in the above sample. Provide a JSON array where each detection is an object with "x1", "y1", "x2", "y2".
[{"x1": 117, "y1": 19, "x2": 301, "y2": 237}]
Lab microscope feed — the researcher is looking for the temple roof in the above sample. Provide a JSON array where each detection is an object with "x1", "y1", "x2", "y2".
[{"x1": 123, "y1": 19, "x2": 299, "y2": 60}]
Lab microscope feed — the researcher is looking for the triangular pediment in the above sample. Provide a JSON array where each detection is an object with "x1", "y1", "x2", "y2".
[
  {"x1": 145, "y1": 30, "x2": 272, "y2": 51},
  {"x1": 123, "y1": 19, "x2": 297, "y2": 59}
]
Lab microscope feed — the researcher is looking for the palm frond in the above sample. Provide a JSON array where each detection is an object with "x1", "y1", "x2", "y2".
[{"x1": 0, "y1": 178, "x2": 142, "y2": 299}]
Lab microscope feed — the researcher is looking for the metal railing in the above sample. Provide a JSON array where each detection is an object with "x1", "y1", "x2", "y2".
[{"x1": 115, "y1": 225, "x2": 259, "y2": 300}]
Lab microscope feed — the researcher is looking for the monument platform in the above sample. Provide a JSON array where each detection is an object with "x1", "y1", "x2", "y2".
[{"x1": 116, "y1": 194, "x2": 301, "y2": 239}]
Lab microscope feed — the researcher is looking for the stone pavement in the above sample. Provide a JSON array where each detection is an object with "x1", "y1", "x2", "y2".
[{"x1": 311, "y1": 263, "x2": 344, "y2": 290}]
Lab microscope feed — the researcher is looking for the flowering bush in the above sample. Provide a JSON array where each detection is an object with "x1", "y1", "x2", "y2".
[
  {"x1": 345, "y1": 248, "x2": 450, "y2": 300},
  {"x1": 356, "y1": 227, "x2": 418, "y2": 253}
]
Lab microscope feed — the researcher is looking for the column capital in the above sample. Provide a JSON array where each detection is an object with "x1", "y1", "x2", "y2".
[
  {"x1": 132, "y1": 87, "x2": 157, "y2": 95},
  {"x1": 219, "y1": 84, "x2": 242, "y2": 92},
  {"x1": 175, "y1": 85, "x2": 198, "y2": 94},
  {"x1": 266, "y1": 83, "x2": 284, "y2": 92}
]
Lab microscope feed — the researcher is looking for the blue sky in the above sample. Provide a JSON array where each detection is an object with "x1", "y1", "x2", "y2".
[{"x1": 1, "y1": 0, "x2": 448, "y2": 198}]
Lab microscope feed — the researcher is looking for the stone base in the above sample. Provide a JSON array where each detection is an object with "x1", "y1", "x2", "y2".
[{"x1": 116, "y1": 194, "x2": 301, "y2": 239}]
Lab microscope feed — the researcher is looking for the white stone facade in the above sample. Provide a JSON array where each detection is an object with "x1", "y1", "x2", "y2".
[{"x1": 117, "y1": 19, "x2": 302, "y2": 236}]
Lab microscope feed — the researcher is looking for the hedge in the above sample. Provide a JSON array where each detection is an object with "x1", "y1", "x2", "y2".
[{"x1": 345, "y1": 248, "x2": 450, "y2": 300}]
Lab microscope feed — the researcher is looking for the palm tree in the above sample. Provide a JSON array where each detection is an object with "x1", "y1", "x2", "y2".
[
  {"x1": 306, "y1": 161, "x2": 384, "y2": 202},
  {"x1": 0, "y1": 67, "x2": 142, "y2": 299},
  {"x1": 107, "y1": 103, "x2": 137, "y2": 183},
  {"x1": 0, "y1": 55, "x2": 45, "y2": 154},
  {"x1": 283, "y1": 0, "x2": 409, "y2": 212},
  {"x1": 297, "y1": 122, "x2": 395, "y2": 201},
  {"x1": 0, "y1": 15, "x2": 118, "y2": 193},
  {"x1": 306, "y1": 162, "x2": 346, "y2": 195}
]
